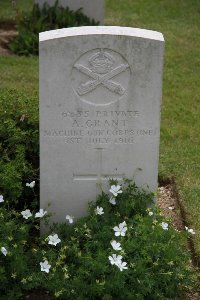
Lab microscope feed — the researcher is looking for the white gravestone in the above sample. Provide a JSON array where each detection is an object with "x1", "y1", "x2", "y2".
[
  {"x1": 35, "y1": 0, "x2": 104, "y2": 24},
  {"x1": 40, "y1": 26, "x2": 164, "y2": 223}
]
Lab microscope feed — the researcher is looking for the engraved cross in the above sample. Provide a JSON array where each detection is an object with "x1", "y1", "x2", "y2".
[{"x1": 73, "y1": 148, "x2": 124, "y2": 183}]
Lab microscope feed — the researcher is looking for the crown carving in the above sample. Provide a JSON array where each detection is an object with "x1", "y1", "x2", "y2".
[{"x1": 89, "y1": 49, "x2": 115, "y2": 74}]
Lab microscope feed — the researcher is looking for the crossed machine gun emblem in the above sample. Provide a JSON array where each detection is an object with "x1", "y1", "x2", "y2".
[{"x1": 74, "y1": 50, "x2": 129, "y2": 96}]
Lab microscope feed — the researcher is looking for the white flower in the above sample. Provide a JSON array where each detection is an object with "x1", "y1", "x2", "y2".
[
  {"x1": 168, "y1": 206, "x2": 174, "y2": 210},
  {"x1": 161, "y1": 222, "x2": 168, "y2": 230},
  {"x1": 109, "y1": 185, "x2": 123, "y2": 197},
  {"x1": 0, "y1": 195, "x2": 4, "y2": 203},
  {"x1": 185, "y1": 226, "x2": 195, "y2": 235},
  {"x1": 21, "y1": 209, "x2": 32, "y2": 219},
  {"x1": 35, "y1": 208, "x2": 47, "y2": 218},
  {"x1": 188, "y1": 228, "x2": 195, "y2": 235},
  {"x1": 1, "y1": 247, "x2": 7, "y2": 256},
  {"x1": 109, "y1": 254, "x2": 128, "y2": 271},
  {"x1": 66, "y1": 215, "x2": 74, "y2": 224},
  {"x1": 109, "y1": 254, "x2": 122, "y2": 266},
  {"x1": 148, "y1": 211, "x2": 153, "y2": 216},
  {"x1": 117, "y1": 260, "x2": 128, "y2": 271},
  {"x1": 113, "y1": 221, "x2": 127, "y2": 237},
  {"x1": 40, "y1": 260, "x2": 51, "y2": 273},
  {"x1": 26, "y1": 181, "x2": 35, "y2": 188},
  {"x1": 48, "y1": 234, "x2": 61, "y2": 246},
  {"x1": 95, "y1": 206, "x2": 104, "y2": 215},
  {"x1": 110, "y1": 240, "x2": 122, "y2": 251},
  {"x1": 109, "y1": 196, "x2": 116, "y2": 205}
]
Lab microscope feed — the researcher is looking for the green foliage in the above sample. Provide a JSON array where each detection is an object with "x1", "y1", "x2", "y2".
[
  {"x1": 9, "y1": 1, "x2": 99, "y2": 56},
  {"x1": 0, "y1": 207, "x2": 35, "y2": 300},
  {"x1": 0, "y1": 181, "x2": 196, "y2": 299},
  {"x1": 0, "y1": 89, "x2": 39, "y2": 208},
  {"x1": 0, "y1": 0, "x2": 32, "y2": 22}
]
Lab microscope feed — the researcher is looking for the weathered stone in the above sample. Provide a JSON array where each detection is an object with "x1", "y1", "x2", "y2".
[{"x1": 39, "y1": 26, "x2": 164, "y2": 223}]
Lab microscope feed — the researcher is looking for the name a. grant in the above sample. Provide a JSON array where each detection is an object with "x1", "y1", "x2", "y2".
[{"x1": 72, "y1": 119, "x2": 127, "y2": 127}]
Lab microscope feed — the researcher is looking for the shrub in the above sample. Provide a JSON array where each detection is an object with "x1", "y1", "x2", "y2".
[
  {"x1": 0, "y1": 89, "x2": 39, "y2": 209},
  {"x1": 9, "y1": 1, "x2": 99, "y2": 56},
  {"x1": 0, "y1": 180, "x2": 196, "y2": 299}
]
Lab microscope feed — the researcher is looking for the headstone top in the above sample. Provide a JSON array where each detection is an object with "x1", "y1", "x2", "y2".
[{"x1": 39, "y1": 26, "x2": 164, "y2": 42}]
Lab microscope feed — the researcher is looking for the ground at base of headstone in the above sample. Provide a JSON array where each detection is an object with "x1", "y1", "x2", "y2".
[
  {"x1": 157, "y1": 184, "x2": 184, "y2": 231},
  {"x1": 22, "y1": 183, "x2": 199, "y2": 300},
  {"x1": 23, "y1": 288, "x2": 200, "y2": 300},
  {"x1": 23, "y1": 292, "x2": 200, "y2": 300},
  {"x1": 23, "y1": 289, "x2": 55, "y2": 300},
  {"x1": 158, "y1": 184, "x2": 200, "y2": 300}
]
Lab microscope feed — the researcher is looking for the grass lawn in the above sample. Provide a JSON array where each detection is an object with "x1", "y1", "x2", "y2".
[
  {"x1": 0, "y1": 0, "x2": 200, "y2": 254},
  {"x1": 106, "y1": 0, "x2": 200, "y2": 254},
  {"x1": 0, "y1": 0, "x2": 33, "y2": 22}
]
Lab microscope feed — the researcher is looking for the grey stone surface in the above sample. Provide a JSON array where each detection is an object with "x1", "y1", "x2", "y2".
[
  {"x1": 35, "y1": 0, "x2": 104, "y2": 24},
  {"x1": 39, "y1": 26, "x2": 164, "y2": 223}
]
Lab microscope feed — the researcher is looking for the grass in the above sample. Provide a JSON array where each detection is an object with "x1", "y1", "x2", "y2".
[
  {"x1": 0, "y1": 0, "x2": 33, "y2": 22},
  {"x1": 0, "y1": 56, "x2": 38, "y2": 92},
  {"x1": 0, "y1": 0, "x2": 200, "y2": 254},
  {"x1": 106, "y1": 0, "x2": 200, "y2": 254}
]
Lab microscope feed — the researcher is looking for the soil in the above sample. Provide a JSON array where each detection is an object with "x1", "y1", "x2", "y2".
[
  {"x1": 23, "y1": 290, "x2": 55, "y2": 300},
  {"x1": 157, "y1": 184, "x2": 200, "y2": 300},
  {"x1": 0, "y1": 21, "x2": 17, "y2": 55},
  {"x1": 157, "y1": 184, "x2": 184, "y2": 230}
]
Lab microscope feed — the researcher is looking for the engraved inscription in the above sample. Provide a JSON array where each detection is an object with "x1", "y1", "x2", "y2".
[
  {"x1": 72, "y1": 49, "x2": 131, "y2": 105},
  {"x1": 62, "y1": 110, "x2": 140, "y2": 118},
  {"x1": 43, "y1": 128, "x2": 157, "y2": 144},
  {"x1": 42, "y1": 109, "x2": 158, "y2": 145}
]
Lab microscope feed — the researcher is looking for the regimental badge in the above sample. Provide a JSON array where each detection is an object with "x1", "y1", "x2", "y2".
[{"x1": 72, "y1": 48, "x2": 131, "y2": 106}]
